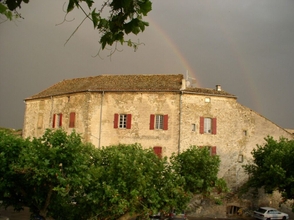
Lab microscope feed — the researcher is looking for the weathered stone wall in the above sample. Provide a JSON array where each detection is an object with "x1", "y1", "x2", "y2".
[
  {"x1": 23, "y1": 93, "x2": 91, "y2": 139},
  {"x1": 23, "y1": 90, "x2": 293, "y2": 190},
  {"x1": 87, "y1": 91, "x2": 180, "y2": 156},
  {"x1": 179, "y1": 93, "x2": 293, "y2": 188}
]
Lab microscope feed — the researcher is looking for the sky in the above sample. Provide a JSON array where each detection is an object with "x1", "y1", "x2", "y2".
[{"x1": 1, "y1": 0, "x2": 294, "y2": 129}]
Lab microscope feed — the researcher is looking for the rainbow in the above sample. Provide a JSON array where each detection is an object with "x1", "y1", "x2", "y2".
[
  {"x1": 146, "y1": 17, "x2": 201, "y2": 87},
  {"x1": 147, "y1": 16, "x2": 262, "y2": 112}
]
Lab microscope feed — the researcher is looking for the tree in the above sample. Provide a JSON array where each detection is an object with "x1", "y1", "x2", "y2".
[
  {"x1": 243, "y1": 136, "x2": 294, "y2": 206},
  {"x1": 0, "y1": 130, "x2": 30, "y2": 211},
  {"x1": 0, "y1": 129, "x2": 98, "y2": 219},
  {"x1": 0, "y1": 0, "x2": 152, "y2": 51},
  {"x1": 171, "y1": 146, "x2": 227, "y2": 196},
  {"x1": 75, "y1": 143, "x2": 191, "y2": 220}
]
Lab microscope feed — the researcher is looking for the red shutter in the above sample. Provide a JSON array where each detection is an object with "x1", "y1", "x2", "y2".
[
  {"x1": 69, "y1": 112, "x2": 75, "y2": 128},
  {"x1": 212, "y1": 118, "x2": 217, "y2": 134},
  {"x1": 52, "y1": 114, "x2": 56, "y2": 128},
  {"x1": 59, "y1": 114, "x2": 63, "y2": 127},
  {"x1": 199, "y1": 117, "x2": 204, "y2": 134},
  {"x1": 114, "y1": 113, "x2": 119, "y2": 128},
  {"x1": 153, "y1": 146, "x2": 162, "y2": 158},
  {"x1": 126, "y1": 114, "x2": 132, "y2": 129},
  {"x1": 211, "y1": 146, "x2": 217, "y2": 156},
  {"x1": 163, "y1": 115, "x2": 168, "y2": 130},
  {"x1": 150, "y1": 114, "x2": 155, "y2": 130}
]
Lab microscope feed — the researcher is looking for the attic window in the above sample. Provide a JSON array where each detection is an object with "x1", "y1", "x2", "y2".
[{"x1": 205, "y1": 97, "x2": 211, "y2": 103}]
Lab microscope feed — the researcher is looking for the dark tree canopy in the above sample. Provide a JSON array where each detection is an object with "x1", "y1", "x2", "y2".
[
  {"x1": 171, "y1": 146, "x2": 228, "y2": 196},
  {"x1": 0, "y1": 0, "x2": 152, "y2": 50},
  {"x1": 244, "y1": 136, "x2": 294, "y2": 205}
]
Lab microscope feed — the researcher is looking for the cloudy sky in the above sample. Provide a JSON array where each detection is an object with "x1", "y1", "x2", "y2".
[{"x1": 1, "y1": 0, "x2": 294, "y2": 129}]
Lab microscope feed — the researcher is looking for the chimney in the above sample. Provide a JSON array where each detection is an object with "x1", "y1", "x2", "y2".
[
  {"x1": 216, "y1": 85, "x2": 222, "y2": 91},
  {"x1": 181, "y1": 79, "x2": 186, "y2": 90}
]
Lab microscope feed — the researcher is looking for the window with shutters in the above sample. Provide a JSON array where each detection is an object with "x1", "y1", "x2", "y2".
[
  {"x1": 69, "y1": 112, "x2": 76, "y2": 128},
  {"x1": 150, "y1": 114, "x2": 168, "y2": 130},
  {"x1": 153, "y1": 146, "x2": 162, "y2": 158},
  {"x1": 200, "y1": 117, "x2": 217, "y2": 134},
  {"x1": 113, "y1": 113, "x2": 132, "y2": 129},
  {"x1": 52, "y1": 113, "x2": 62, "y2": 128},
  {"x1": 199, "y1": 146, "x2": 217, "y2": 156}
]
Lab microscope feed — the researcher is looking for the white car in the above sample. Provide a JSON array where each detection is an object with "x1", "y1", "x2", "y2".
[{"x1": 254, "y1": 207, "x2": 288, "y2": 220}]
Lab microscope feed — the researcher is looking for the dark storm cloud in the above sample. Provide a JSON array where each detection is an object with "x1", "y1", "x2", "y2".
[{"x1": 1, "y1": 0, "x2": 294, "y2": 129}]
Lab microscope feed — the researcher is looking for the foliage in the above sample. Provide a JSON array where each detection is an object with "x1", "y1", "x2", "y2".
[
  {"x1": 171, "y1": 146, "x2": 226, "y2": 196},
  {"x1": 0, "y1": 129, "x2": 97, "y2": 219},
  {"x1": 74, "y1": 143, "x2": 191, "y2": 220},
  {"x1": 0, "y1": 130, "x2": 30, "y2": 211},
  {"x1": 0, "y1": 0, "x2": 152, "y2": 51},
  {"x1": 243, "y1": 136, "x2": 294, "y2": 204}
]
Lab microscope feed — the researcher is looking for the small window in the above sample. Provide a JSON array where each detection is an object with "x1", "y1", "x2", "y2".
[
  {"x1": 114, "y1": 113, "x2": 132, "y2": 129},
  {"x1": 150, "y1": 114, "x2": 168, "y2": 130},
  {"x1": 205, "y1": 97, "x2": 211, "y2": 103},
  {"x1": 37, "y1": 113, "x2": 43, "y2": 129},
  {"x1": 243, "y1": 130, "x2": 247, "y2": 136},
  {"x1": 192, "y1": 123, "x2": 196, "y2": 132}
]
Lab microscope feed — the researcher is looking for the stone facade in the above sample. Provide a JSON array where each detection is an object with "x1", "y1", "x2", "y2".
[{"x1": 23, "y1": 74, "x2": 293, "y2": 217}]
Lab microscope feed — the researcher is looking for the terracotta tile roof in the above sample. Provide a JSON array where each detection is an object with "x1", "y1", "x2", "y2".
[
  {"x1": 184, "y1": 87, "x2": 236, "y2": 97},
  {"x1": 25, "y1": 74, "x2": 236, "y2": 100},
  {"x1": 26, "y1": 74, "x2": 183, "y2": 99}
]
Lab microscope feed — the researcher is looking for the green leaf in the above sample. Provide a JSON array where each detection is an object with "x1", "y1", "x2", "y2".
[
  {"x1": 138, "y1": 0, "x2": 152, "y2": 16},
  {"x1": 91, "y1": 9, "x2": 100, "y2": 28},
  {"x1": 0, "y1": 3, "x2": 7, "y2": 13}
]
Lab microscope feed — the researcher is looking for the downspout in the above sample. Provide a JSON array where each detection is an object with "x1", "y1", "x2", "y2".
[
  {"x1": 178, "y1": 91, "x2": 183, "y2": 154},
  {"x1": 50, "y1": 96, "x2": 53, "y2": 127},
  {"x1": 98, "y1": 91, "x2": 104, "y2": 148}
]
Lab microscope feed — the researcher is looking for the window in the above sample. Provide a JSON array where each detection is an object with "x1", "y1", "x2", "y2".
[
  {"x1": 191, "y1": 123, "x2": 196, "y2": 132},
  {"x1": 37, "y1": 113, "x2": 43, "y2": 129},
  {"x1": 199, "y1": 117, "x2": 217, "y2": 134},
  {"x1": 204, "y1": 118, "x2": 212, "y2": 133},
  {"x1": 150, "y1": 114, "x2": 168, "y2": 130},
  {"x1": 52, "y1": 113, "x2": 62, "y2": 128},
  {"x1": 199, "y1": 146, "x2": 217, "y2": 156},
  {"x1": 153, "y1": 146, "x2": 162, "y2": 158},
  {"x1": 243, "y1": 130, "x2": 247, "y2": 136},
  {"x1": 69, "y1": 112, "x2": 76, "y2": 128},
  {"x1": 113, "y1": 113, "x2": 132, "y2": 129}
]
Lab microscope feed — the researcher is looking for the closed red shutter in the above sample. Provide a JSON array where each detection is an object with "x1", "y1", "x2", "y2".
[
  {"x1": 199, "y1": 117, "x2": 204, "y2": 134},
  {"x1": 211, "y1": 146, "x2": 217, "y2": 156},
  {"x1": 163, "y1": 114, "x2": 168, "y2": 130},
  {"x1": 114, "y1": 113, "x2": 119, "y2": 128},
  {"x1": 150, "y1": 114, "x2": 155, "y2": 130},
  {"x1": 212, "y1": 118, "x2": 217, "y2": 134},
  {"x1": 59, "y1": 114, "x2": 63, "y2": 127},
  {"x1": 153, "y1": 146, "x2": 162, "y2": 158},
  {"x1": 52, "y1": 114, "x2": 56, "y2": 128},
  {"x1": 126, "y1": 114, "x2": 132, "y2": 129},
  {"x1": 69, "y1": 112, "x2": 75, "y2": 128}
]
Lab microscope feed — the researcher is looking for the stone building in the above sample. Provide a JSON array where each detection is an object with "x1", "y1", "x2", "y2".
[{"x1": 23, "y1": 74, "x2": 293, "y2": 217}]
